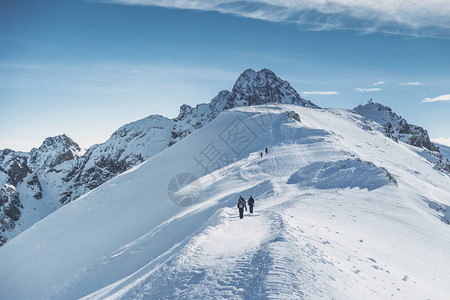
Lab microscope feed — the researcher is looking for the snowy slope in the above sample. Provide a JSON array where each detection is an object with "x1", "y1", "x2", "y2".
[
  {"x1": 0, "y1": 68, "x2": 319, "y2": 246},
  {"x1": 354, "y1": 101, "x2": 438, "y2": 151},
  {"x1": 1, "y1": 105, "x2": 449, "y2": 299},
  {"x1": 435, "y1": 142, "x2": 450, "y2": 161},
  {"x1": 67, "y1": 68, "x2": 318, "y2": 204},
  {"x1": 354, "y1": 101, "x2": 449, "y2": 173}
]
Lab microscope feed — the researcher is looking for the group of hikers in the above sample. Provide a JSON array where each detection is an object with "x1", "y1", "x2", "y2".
[
  {"x1": 237, "y1": 195, "x2": 255, "y2": 219},
  {"x1": 259, "y1": 147, "x2": 268, "y2": 159},
  {"x1": 236, "y1": 147, "x2": 270, "y2": 218}
]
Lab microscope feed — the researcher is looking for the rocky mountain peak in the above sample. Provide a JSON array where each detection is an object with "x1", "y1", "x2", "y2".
[
  {"x1": 354, "y1": 101, "x2": 439, "y2": 152},
  {"x1": 29, "y1": 134, "x2": 83, "y2": 171},
  {"x1": 176, "y1": 104, "x2": 193, "y2": 121},
  {"x1": 232, "y1": 68, "x2": 258, "y2": 91},
  {"x1": 38, "y1": 134, "x2": 81, "y2": 152},
  {"x1": 230, "y1": 68, "x2": 319, "y2": 108}
]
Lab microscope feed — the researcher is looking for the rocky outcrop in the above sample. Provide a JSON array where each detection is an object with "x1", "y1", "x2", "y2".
[
  {"x1": 29, "y1": 134, "x2": 83, "y2": 171},
  {"x1": 354, "y1": 101, "x2": 439, "y2": 152},
  {"x1": 0, "y1": 183, "x2": 22, "y2": 246},
  {"x1": 0, "y1": 135, "x2": 82, "y2": 245},
  {"x1": 229, "y1": 68, "x2": 318, "y2": 108}
]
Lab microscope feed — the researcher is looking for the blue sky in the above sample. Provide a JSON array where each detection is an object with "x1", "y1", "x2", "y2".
[{"x1": 1, "y1": 0, "x2": 449, "y2": 151}]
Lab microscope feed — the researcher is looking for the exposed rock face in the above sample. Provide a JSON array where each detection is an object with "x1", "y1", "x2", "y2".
[
  {"x1": 0, "y1": 149, "x2": 31, "y2": 245},
  {"x1": 229, "y1": 69, "x2": 318, "y2": 108},
  {"x1": 29, "y1": 134, "x2": 84, "y2": 171},
  {"x1": 354, "y1": 102, "x2": 439, "y2": 152},
  {"x1": 0, "y1": 149, "x2": 32, "y2": 186},
  {"x1": 286, "y1": 111, "x2": 301, "y2": 122},
  {"x1": 0, "y1": 135, "x2": 81, "y2": 245}
]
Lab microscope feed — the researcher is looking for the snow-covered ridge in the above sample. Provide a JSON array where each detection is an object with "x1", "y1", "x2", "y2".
[
  {"x1": 354, "y1": 101, "x2": 449, "y2": 173},
  {"x1": 0, "y1": 105, "x2": 448, "y2": 299},
  {"x1": 1, "y1": 69, "x2": 447, "y2": 248},
  {"x1": 353, "y1": 101, "x2": 437, "y2": 151},
  {"x1": 0, "y1": 68, "x2": 318, "y2": 246}
]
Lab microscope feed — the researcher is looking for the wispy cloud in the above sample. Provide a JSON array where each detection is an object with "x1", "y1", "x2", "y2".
[
  {"x1": 431, "y1": 137, "x2": 450, "y2": 147},
  {"x1": 354, "y1": 88, "x2": 382, "y2": 92},
  {"x1": 373, "y1": 81, "x2": 385, "y2": 86},
  {"x1": 422, "y1": 94, "x2": 450, "y2": 103},
  {"x1": 104, "y1": 0, "x2": 450, "y2": 38},
  {"x1": 400, "y1": 81, "x2": 424, "y2": 86},
  {"x1": 302, "y1": 91, "x2": 339, "y2": 95}
]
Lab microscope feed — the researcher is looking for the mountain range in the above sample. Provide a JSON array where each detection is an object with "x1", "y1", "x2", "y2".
[
  {"x1": 0, "y1": 68, "x2": 448, "y2": 249},
  {"x1": 1, "y1": 103, "x2": 449, "y2": 298}
]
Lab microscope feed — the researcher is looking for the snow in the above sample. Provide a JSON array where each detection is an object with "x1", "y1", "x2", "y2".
[
  {"x1": 107, "y1": 114, "x2": 174, "y2": 162},
  {"x1": 0, "y1": 170, "x2": 7, "y2": 184},
  {"x1": 0, "y1": 105, "x2": 449, "y2": 299},
  {"x1": 0, "y1": 68, "x2": 322, "y2": 247},
  {"x1": 287, "y1": 158, "x2": 393, "y2": 190},
  {"x1": 435, "y1": 142, "x2": 450, "y2": 161}
]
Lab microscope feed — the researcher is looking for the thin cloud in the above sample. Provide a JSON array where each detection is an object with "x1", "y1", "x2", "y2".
[
  {"x1": 400, "y1": 81, "x2": 424, "y2": 86},
  {"x1": 104, "y1": 1, "x2": 450, "y2": 38},
  {"x1": 354, "y1": 88, "x2": 382, "y2": 92},
  {"x1": 373, "y1": 81, "x2": 385, "y2": 86},
  {"x1": 302, "y1": 91, "x2": 339, "y2": 95},
  {"x1": 431, "y1": 137, "x2": 450, "y2": 147},
  {"x1": 422, "y1": 94, "x2": 450, "y2": 103}
]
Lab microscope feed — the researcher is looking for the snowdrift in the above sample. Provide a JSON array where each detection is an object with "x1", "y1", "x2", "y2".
[{"x1": 287, "y1": 158, "x2": 395, "y2": 191}]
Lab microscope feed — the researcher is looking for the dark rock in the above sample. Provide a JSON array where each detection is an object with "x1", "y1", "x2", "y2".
[{"x1": 354, "y1": 102, "x2": 439, "y2": 152}]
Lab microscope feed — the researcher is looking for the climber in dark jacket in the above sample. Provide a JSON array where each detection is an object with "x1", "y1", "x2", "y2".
[
  {"x1": 248, "y1": 195, "x2": 255, "y2": 214},
  {"x1": 237, "y1": 195, "x2": 247, "y2": 219}
]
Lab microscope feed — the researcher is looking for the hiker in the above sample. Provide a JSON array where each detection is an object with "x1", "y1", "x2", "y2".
[
  {"x1": 265, "y1": 147, "x2": 268, "y2": 155},
  {"x1": 237, "y1": 195, "x2": 247, "y2": 219},
  {"x1": 248, "y1": 195, "x2": 255, "y2": 214},
  {"x1": 260, "y1": 152, "x2": 263, "y2": 159}
]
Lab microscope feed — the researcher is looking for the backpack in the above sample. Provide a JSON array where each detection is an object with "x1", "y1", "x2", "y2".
[{"x1": 238, "y1": 201, "x2": 244, "y2": 209}]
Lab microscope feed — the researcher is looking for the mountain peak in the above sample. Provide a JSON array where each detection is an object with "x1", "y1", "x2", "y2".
[
  {"x1": 29, "y1": 134, "x2": 83, "y2": 170},
  {"x1": 231, "y1": 68, "x2": 319, "y2": 108},
  {"x1": 354, "y1": 101, "x2": 439, "y2": 152},
  {"x1": 258, "y1": 68, "x2": 276, "y2": 76},
  {"x1": 41, "y1": 134, "x2": 78, "y2": 148}
]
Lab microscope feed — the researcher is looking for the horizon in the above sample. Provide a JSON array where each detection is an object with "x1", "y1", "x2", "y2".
[{"x1": 1, "y1": 0, "x2": 449, "y2": 151}]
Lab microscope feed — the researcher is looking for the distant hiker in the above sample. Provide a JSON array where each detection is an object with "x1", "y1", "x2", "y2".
[
  {"x1": 248, "y1": 195, "x2": 255, "y2": 214},
  {"x1": 260, "y1": 152, "x2": 263, "y2": 159},
  {"x1": 265, "y1": 147, "x2": 268, "y2": 155},
  {"x1": 237, "y1": 195, "x2": 247, "y2": 219}
]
